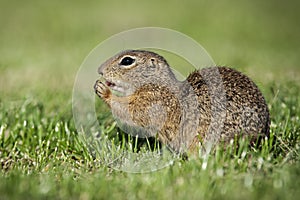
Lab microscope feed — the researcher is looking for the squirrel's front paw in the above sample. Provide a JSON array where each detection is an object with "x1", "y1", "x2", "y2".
[{"x1": 94, "y1": 80, "x2": 111, "y2": 100}]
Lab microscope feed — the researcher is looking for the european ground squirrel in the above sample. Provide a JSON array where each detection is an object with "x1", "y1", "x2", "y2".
[{"x1": 94, "y1": 50, "x2": 270, "y2": 154}]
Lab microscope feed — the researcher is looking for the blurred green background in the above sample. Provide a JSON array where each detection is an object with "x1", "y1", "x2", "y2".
[
  {"x1": 1, "y1": 0, "x2": 299, "y2": 102},
  {"x1": 1, "y1": 1, "x2": 300, "y2": 199}
]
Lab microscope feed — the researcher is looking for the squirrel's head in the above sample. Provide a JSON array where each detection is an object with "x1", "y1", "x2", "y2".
[{"x1": 98, "y1": 50, "x2": 176, "y2": 96}]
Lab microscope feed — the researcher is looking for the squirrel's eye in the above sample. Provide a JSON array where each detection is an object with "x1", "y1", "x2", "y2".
[{"x1": 120, "y1": 56, "x2": 135, "y2": 66}]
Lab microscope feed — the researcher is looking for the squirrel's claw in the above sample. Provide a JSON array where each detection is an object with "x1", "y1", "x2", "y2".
[{"x1": 94, "y1": 80, "x2": 111, "y2": 100}]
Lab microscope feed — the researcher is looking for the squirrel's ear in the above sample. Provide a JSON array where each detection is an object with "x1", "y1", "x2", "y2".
[
  {"x1": 149, "y1": 58, "x2": 157, "y2": 68},
  {"x1": 142, "y1": 57, "x2": 158, "y2": 77},
  {"x1": 149, "y1": 57, "x2": 163, "y2": 71}
]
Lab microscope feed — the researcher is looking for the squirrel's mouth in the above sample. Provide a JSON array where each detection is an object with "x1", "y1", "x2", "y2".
[
  {"x1": 105, "y1": 80, "x2": 115, "y2": 87},
  {"x1": 104, "y1": 79, "x2": 128, "y2": 96}
]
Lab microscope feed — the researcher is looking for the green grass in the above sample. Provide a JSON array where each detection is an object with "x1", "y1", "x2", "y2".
[{"x1": 1, "y1": 0, "x2": 300, "y2": 199}]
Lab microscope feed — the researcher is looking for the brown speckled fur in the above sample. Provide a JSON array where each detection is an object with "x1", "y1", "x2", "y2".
[
  {"x1": 187, "y1": 67, "x2": 270, "y2": 152},
  {"x1": 94, "y1": 50, "x2": 270, "y2": 154}
]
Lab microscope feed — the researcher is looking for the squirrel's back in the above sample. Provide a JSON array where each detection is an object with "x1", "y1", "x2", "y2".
[{"x1": 187, "y1": 66, "x2": 270, "y2": 149}]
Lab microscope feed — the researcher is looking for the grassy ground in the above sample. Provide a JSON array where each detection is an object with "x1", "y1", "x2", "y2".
[{"x1": 1, "y1": 0, "x2": 300, "y2": 199}]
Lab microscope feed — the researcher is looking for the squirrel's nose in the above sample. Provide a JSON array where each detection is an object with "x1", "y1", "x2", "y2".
[{"x1": 98, "y1": 65, "x2": 104, "y2": 76}]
